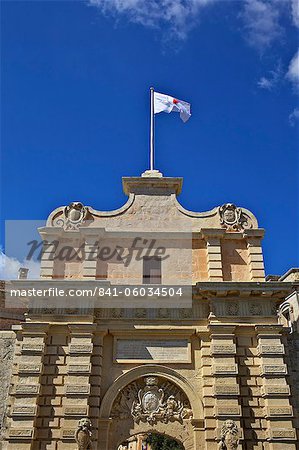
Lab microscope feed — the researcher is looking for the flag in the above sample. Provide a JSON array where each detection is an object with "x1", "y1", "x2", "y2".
[{"x1": 154, "y1": 91, "x2": 191, "y2": 123}]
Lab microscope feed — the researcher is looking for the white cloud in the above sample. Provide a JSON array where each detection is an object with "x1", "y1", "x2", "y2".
[
  {"x1": 88, "y1": 0, "x2": 215, "y2": 41},
  {"x1": 286, "y1": 49, "x2": 299, "y2": 89},
  {"x1": 291, "y1": 0, "x2": 299, "y2": 27},
  {"x1": 0, "y1": 250, "x2": 40, "y2": 280},
  {"x1": 257, "y1": 62, "x2": 282, "y2": 90},
  {"x1": 289, "y1": 107, "x2": 299, "y2": 125},
  {"x1": 88, "y1": 0, "x2": 299, "y2": 49},
  {"x1": 241, "y1": 0, "x2": 283, "y2": 51}
]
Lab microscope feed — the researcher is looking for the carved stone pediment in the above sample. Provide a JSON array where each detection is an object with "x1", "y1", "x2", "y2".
[{"x1": 111, "y1": 376, "x2": 192, "y2": 425}]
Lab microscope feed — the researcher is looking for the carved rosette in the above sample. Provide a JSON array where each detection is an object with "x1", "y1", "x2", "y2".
[
  {"x1": 75, "y1": 418, "x2": 92, "y2": 450},
  {"x1": 55, "y1": 202, "x2": 88, "y2": 230},
  {"x1": 218, "y1": 420, "x2": 239, "y2": 450},
  {"x1": 111, "y1": 377, "x2": 192, "y2": 425},
  {"x1": 219, "y1": 203, "x2": 252, "y2": 231}
]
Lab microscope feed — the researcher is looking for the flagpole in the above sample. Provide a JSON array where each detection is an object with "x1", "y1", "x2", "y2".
[{"x1": 150, "y1": 87, "x2": 155, "y2": 170}]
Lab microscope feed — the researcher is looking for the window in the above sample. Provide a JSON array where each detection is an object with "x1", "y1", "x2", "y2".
[{"x1": 143, "y1": 257, "x2": 162, "y2": 284}]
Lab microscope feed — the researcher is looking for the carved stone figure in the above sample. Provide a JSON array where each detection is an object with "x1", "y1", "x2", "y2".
[
  {"x1": 75, "y1": 418, "x2": 92, "y2": 450},
  {"x1": 219, "y1": 203, "x2": 252, "y2": 230},
  {"x1": 218, "y1": 420, "x2": 239, "y2": 450},
  {"x1": 111, "y1": 377, "x2": 193, "y2": 425}
]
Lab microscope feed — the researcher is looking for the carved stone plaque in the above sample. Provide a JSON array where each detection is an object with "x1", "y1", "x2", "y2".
[
  {"x1": 116, "y1": 339, "x2": 189, "y2": 362},
  {"x1": 212, "y1": 364, "x2": 238, "y2": 375}
]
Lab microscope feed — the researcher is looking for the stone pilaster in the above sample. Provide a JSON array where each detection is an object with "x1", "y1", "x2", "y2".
[
  {"x1": 60, "y1": 323, "x2": 96, "y2": 448},
  {"x1": 6, "y1": 323, "x2": 49, "y2": 450},
  {"x1": 81, "y1": 230, "x2": 103, "y2": 279},
  {"x1": 208, "y1": 324, "x2": 242, "y2": 448},
  {"x1": 39, "y1": 228, "x2": 62, "y2": 278},
  {"x1": 256, "y1": 325, "x2": 297, "y2": 449},
  {"x1": 244, "y1": 230, "x2": 265, "y2": 281},
  {"x1": 90, "y1": 329, "x2": 106, "y2": 446},
  {"x1": 201, "y1": 229, "x2": 224, "y2": 282}
]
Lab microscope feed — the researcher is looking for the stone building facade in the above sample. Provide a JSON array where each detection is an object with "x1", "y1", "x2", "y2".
[{"x1": 1, "y1": 171, "x2": 299, "y2": 449}]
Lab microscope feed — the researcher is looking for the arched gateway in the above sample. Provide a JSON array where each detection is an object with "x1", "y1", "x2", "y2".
[
  {"x1": 98, "y1": 365, "x2": 202, "y2": 450},
  {"x1": 2, "y1": 172, "x2": 298, "y2": 450}
]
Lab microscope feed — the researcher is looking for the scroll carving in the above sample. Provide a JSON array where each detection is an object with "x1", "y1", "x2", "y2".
[
  {"x1": 219, "y1": 203, "x2": 252, "y2": 231},
  {"x1": 111, "y1": 376, "x2": 192, "y2": 425}
]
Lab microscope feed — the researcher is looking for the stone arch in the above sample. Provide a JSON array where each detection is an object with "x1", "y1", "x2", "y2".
[
  {"x1": 99, "y1": 364, "x2": 203, "y2": 420},
  {"x1": 117, "y1": 431, "x2": 185, "y2": 450}
]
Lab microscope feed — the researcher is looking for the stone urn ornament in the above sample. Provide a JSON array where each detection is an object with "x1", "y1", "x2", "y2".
[
  {"x1": 75, "y1": 418, "x2": 92, "y2": 450},
  {"x1": 218, "y1": 420, "x2": 239, "y2": 450}
]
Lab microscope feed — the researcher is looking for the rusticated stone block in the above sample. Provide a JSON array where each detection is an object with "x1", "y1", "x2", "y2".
[
  {"x1": 211, "y1": 344, "x2": 236, "y2": 355},
  {"x1": 216, "y1": 406, "x2": 241, "y2": 416},
  {"x1": 262, "y1": 385, "x2": 290, "y2": 396},
  {"x1": 15, "y1": 384, "x2": 40, "y2": 395},
  {"x1": 261, "y1": 365, "x2": 287, "y2": 375},
  {"x1": 69, "y1": 344, "x2": 93, "y2": 354},
  {"x1": 68, "y1": 364, "x2": 91, "y2": 374},
  {"x1": 18, "y1": 363, "x2": 42, "y2": 374},
  {"x1": 21, "y1": 343, "x2": 44, "y2": 353},
  {"x1": 214, "y1": 385, "x2": 240, "y2": 396},
  {"x1": 266, "y1": 406, "x2": 293, "y2": 417},
  {"x1": 11, "y1": 405, "x2": 37, "y2": 416},
  {"x1": 61, "y1": 429, "x2": 76, "y2": 440},
  {"x1": 258, "y1": 344, "x2": 284, "y2": 355},
  {"x1": 269, "y1": 429, "x2": 296, "y2": 440},
  {"x1": 64, "y1": 406, "x2": 88, "y2": 416},
  {"x1": 65, "y1": 384, "x2": 90, "y2": 395},
  {"x1": 9, "y1": 428, "x2": 33, "y2": 438},
  {"x1": 212, "y1": 364, "x2": 238, "y2": 375}
]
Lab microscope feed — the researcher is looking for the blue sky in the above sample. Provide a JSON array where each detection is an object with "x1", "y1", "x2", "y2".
[{"x1": 1, "y1": 0, "x2": 298, "y2": 277}]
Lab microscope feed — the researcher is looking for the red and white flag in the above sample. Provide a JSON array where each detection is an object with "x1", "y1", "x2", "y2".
[{"x1": 154, "y1": 91, "x2": 191, "y2": 123}]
